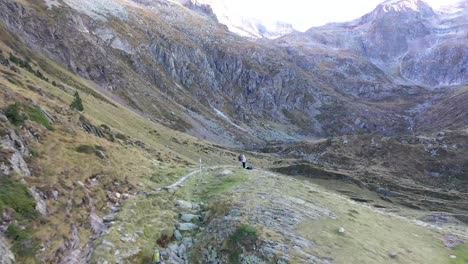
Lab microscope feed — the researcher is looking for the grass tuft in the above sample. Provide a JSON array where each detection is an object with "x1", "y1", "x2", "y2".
[
  {"x1": 0, "y1": 176, "x2": 38, "y2": 220},
  {"x1": 75, "y1": 144, "x2": 96, "y2": 154},
  {"x1": 6, "y1": 224, "x2": 41, "y2": 258},
  {"x1": 450, "y1": 244, "x2": 468, "y2": 264}
]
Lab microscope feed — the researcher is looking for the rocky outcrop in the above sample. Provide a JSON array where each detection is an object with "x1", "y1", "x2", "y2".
[
  {"x1": 0, "y1": 129, "x2": 31, "y2": 176},
  {"x1": 0, "y1": 235, "x2": 15, "y2": 264}
]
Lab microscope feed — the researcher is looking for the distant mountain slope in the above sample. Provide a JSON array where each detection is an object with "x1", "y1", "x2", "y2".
[
  {"x1": 277, "y1": 0, "x2": 468, "y2": 87},
  {"x1": 0, "y1": 0, "x2": 466, "y2": 147},
  {"x1": 185, "y1": 0, "x2": 297, "y2": 39}
]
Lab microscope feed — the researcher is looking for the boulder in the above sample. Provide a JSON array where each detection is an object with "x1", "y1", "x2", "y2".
[
  {"x1": 0, "y1": 236, "x2": 15, "y2": 264},
  {"x1": 103, "y1": 213, "x2": 118, "y2": 223},
  {"x1": 96, "y1": 150, "x2": 107, "y2": 159},
  {"x1": 174, "y1": 230, "x2": 183, "y2": 241},
  {"x1": 180, "y1": 214, "x2": 200, "y2": 222},
  {"x1": 178, "y1": 223, "x2": 198, "y2": 231},
  {"x1": 176, "y1": 200, "x2": 193, "y2": 210},
  {"x1": 182, "y1": 237, "x2": 194, "y2": 248}
]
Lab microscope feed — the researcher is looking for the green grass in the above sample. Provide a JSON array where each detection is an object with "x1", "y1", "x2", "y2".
[
  {"x1": 0, "y1": 176, "x2": 38, "y2": 221},
  {"x1": 450, "y1": 244, "x2": 468, "y2": 264},
  {"x1": 5, "y1": 102, "x2": 54, "y2": 130},
  {"x1": 204, "y1": 174, "x2": 248, "y2": 197},
  {"x1": 183, "y1": 169, "x2": 250, "y2": 200},
  {"x1": 6, "y1": 224, "x2": 41, "y2": 258},
  {"x1": 24, "y1": 104, "x2": 54, "y2": 130}
]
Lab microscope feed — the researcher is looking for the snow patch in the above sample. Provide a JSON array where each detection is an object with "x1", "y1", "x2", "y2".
[
  {"x1": 212, "y1": 107, "x2": 247, "y2": 132},
  {"x1": 62, "y1": 0, "x2": 132, "y2": 21},
  {"x1": 44, "y1": 0, "x2": 61, "y2": 9},
  {"x1": 381, "y1": 0, "x2": 422, "y2": 12}
]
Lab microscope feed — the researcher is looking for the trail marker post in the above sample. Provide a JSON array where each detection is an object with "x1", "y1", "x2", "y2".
[{"x1": 199, "y1": 158, "x2": 202, "y2": 175}]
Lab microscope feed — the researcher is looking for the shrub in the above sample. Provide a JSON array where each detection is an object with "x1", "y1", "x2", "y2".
[
  {"x1": 5, "y1": 103, "x2": 28, "y2": 126},
  {"x1": 70, "y1": 91, "x2": 84, "y2": 111},
  {"x1": 229, "y1": 224, "x2": 258, "y2": 244},
  {"x1": 75, "y1": 144, "x2": 95, "y2": 154},
  {"x1": 115, "y1": 133, "x2": 128, "y2": 141},
  {"x1": 6, "y1": 224, "x2": 41, "y2": 257},
  {"x1": 227, "y1": 224, "x2": 259, "y2": 263},
  {"x1": 0, "y1": 176, "x2": 38, "y2": 220},
  {"x1": 8, "y1": 53, "x2": 19, "y2": 64}
]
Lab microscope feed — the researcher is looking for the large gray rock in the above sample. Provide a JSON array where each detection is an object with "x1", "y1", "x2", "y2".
[
  {"x1": 174, "y1": 230, "x2": 183, "y2": 241},
  {"x1": 0, "y1": 130, "x2": 31, "y2": 176},
  {"x1": 180, "y1": 214, "x2": 201, "y2": 222},
  {"x1": 0, "y1": 236, "x2": 15, "y2": 264},
  {"x1": 30, "y1": 188, "x2": 48, "y2": 217},
  {"x1": 178, "y1": 223, "x2": 198, "y2": 231},
  {"x1": 175, "y1": 200, "x2": 193, "y2": 210}
]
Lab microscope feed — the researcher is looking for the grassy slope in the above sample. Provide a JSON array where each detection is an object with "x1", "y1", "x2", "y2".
[{"x1": 185, "y1": 168, "x2": 464, "y2": 264}]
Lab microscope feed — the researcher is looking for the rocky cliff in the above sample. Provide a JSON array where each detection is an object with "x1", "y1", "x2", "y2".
[
  {"x1": 278, "y1": 0, "x2": 468, "y2": 88},
  {"x1": 1, "y1": 0, "x2": 466, "y2": 147}
]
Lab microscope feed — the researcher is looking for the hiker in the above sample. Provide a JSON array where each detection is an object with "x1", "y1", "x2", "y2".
[
  {"x1": 238, "y1": 154, "x2": 247, "y2": 169},
  {"x1": 152, "y1": 248, "x2": 162, "y2": 264}
]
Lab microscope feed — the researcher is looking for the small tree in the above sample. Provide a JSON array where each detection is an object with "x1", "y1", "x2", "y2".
[{"x1": 70, "y1": 91, "x2": 84, "y2": 111}]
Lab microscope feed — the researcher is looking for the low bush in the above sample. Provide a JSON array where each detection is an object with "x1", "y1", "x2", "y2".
[
  {"x1": 6, "y1": 224, "x2": 41, "y2": 257},
  {"x1": 5, "y1": 103, "x2": 28, "y2": 126},
  {"x1": 75, "y1": 144, "x2": 95, "y2": 154},
  {"x1": 227, "y1": 224, "x2": 259, "y2": 263},
  {"x1": 229, "y1": 224, "x2": 258, "y2": 244}
]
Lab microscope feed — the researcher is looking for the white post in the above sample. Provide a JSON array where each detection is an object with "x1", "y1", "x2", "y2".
[{"x1": 199, "y1": 158, "x2": 202, "y2": 175}]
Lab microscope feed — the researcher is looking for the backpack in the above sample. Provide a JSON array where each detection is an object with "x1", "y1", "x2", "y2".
[{"x1": 246, "y1": 166, "x2": 253, "y2": 170}]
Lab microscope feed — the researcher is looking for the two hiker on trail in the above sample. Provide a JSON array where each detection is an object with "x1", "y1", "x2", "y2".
[{"x1": 238, "y1": 154, "x2": 247, "y2": 169}]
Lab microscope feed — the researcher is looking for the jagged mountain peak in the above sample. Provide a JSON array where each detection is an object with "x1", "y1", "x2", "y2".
[{"x1": 371, "y1": 0, "x2": 435, "y2": 18}]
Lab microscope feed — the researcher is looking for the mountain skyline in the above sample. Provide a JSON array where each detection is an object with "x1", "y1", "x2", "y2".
[{"x1": 196, "y1": 0, "x2": 465, "y2": 37}]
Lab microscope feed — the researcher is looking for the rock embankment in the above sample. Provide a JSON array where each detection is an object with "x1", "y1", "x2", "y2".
[{"x1": 161, "y1": 200, "x2": 204, "y2": 263}]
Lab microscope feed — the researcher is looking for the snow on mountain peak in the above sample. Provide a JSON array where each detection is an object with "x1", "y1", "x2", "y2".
[{"x1": 380, "y1": 0, "x2": 430, "y2": 13}]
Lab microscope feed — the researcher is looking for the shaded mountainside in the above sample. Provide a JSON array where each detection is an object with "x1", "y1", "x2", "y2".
[{"x1": 0, "y1": 0, "x2": 466, "y2": 146}]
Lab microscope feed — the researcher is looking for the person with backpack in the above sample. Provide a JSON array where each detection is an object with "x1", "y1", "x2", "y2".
[
  {"x1": 238, "y1": 154, "x2": 246, "y2": 169},
  {"x1": 152, "y1": 248, "x2": 162, "y2": 264}
]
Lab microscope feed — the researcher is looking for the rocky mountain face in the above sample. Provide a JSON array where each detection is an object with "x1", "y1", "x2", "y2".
[
  {"x1": 0, "y1": 0, "x2": 466, "y2": 140},
  {"x1": 278, "y1": 0, "x2": 468, "y2": 87},
  {"x1": 1, "y1": 0, "x2": 466, "y2": 147},
  {"x1": 185, "y1": 0, "x2": 297, "y2": 39}
]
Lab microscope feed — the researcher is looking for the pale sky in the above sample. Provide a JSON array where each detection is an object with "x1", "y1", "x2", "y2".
[{"x1": 224, "y1": 0, "x2": 463, "y2": 31}]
